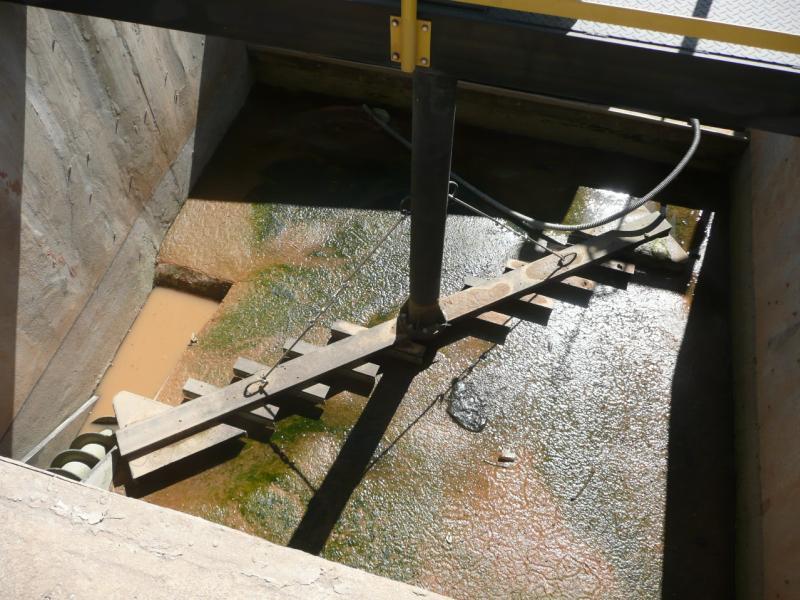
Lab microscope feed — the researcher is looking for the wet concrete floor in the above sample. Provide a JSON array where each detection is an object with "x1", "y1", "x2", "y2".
[{"x1": 132, "y1": 86, "x2": 733, "y2": 599}]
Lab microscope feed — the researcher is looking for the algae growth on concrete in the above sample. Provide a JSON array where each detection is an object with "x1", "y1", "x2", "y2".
[{"x1": 141, "y1": 87, "x2": 718, "y2": 599}]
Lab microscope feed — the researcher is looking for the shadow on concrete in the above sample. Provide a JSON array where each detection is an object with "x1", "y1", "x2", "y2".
[
  {"x1": 662, "y1": 209, "x2": 734, "y2": 598},
  {"x1": 188, "y1": 35, "x2": 252, "y2": 191},
  {"x1": 288, "y1": 361, "x2": 419, "y2": 555},
  {"x1": 123, "y1": 437, "x2": 246, "y2": 498},
  {"x1": 0, "y1": 4, "x2": 27, "y2": 457},
  {"x1": 187, "y1": 85, "x2": 727, "y2": 218}
]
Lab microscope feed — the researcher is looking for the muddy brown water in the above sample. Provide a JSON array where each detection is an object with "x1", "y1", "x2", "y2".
[
  {"x1": 120, "y1": 87, "x2": 731, "y2": 599},
  {"x1": 83, "y1": 287, "x2": 219, "y2": 427}
]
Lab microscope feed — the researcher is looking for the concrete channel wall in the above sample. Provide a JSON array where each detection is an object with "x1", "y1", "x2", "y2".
[
  {"x1": 733, "y1": 132, "x2": 800, "y2": 600},
  {"x1": 0, "y1": 457, "x2": 448, "y2": 599},
  {"x1": 0, "y1": 3, "x2": 251, "y2": 460}
]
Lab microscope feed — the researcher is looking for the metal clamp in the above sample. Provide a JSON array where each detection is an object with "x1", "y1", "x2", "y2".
[{"x1": 390, "y1": 0, "x2": 431, "y2": 72}]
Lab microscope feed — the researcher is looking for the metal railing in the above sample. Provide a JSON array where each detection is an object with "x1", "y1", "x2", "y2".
[{"x1": 450, "y1": 0, "x2": 800, "y2": 54}]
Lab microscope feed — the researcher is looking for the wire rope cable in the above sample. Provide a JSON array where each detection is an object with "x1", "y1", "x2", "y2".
[
  {"x1": 363, "y1": 104, "x2": 702, "y2": 232},
  {"x1": 245, "y1": 201, "x2": 409, "y2": 397},
  {"x1": 447, "y1": 182, "x2": 567, "y2": 261}
]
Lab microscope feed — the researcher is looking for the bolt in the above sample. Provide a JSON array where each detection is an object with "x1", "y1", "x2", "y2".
[
  {"x1": 421, "y1": 23, "x2": 429, "y2": 32},
  {"x1": 391, "y1": 52, "x2": 400, "y2": 61},
  {"x1": 391, "y1": 18, "x2": 400, "y2": 27},
  {"x1": 420, "y1": 57, "x2": 429, "y2": 66}
]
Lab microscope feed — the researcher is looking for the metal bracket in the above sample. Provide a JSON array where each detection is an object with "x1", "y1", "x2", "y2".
[{"x1": 389, "y1": 14, "x2": 431, "y2": 72}]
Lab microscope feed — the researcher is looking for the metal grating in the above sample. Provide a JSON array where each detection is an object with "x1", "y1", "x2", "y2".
[{"x1": 476, "y1": 0, "x2": 800, "y2": 70}]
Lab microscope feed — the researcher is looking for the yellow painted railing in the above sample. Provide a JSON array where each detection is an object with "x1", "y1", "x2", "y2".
[{"x1": 452, "y1": 0, "x2": 800, "y2": 54}]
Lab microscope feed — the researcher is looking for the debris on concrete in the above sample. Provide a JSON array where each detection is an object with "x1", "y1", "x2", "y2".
[
  {"x1": 498, "y1": 448, "x2": 517, "y2": 463},
  {"x1": 447, "y1": 380, "x2": 487, "y2": 432}
]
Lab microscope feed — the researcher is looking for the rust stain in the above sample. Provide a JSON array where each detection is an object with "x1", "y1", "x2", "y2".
[
  {"x1": 418, "y1": 451, "x2": 619, "y2": 598},
  {"x1": 445, "y1": 282, "x2": 511, "y2": 319},
  {"x1": 525, "y1": 257, "x2": 564, "y2": 282}
]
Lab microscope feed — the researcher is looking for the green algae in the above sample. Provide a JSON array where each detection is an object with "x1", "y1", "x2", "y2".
[
  {"x1": 365, "y1": 303, "x2": 401, "y2": 328},
  {"x1": 200, "y1": 263, "x2": 321, "y2": 352},
  {"x1": 145, "y1": 92, "x2": 720, "y2": 598},
  {"x1": 271, "y1": 412, "x2": 344, "y2": 445},
  {"x1": 206, "y1": 407, "x2": 359, "y2": 546},
  {"x1": 252, "y1": 202, "x2": 283, "y2": 242},
  {"x1": 323, "y1": 504, "x2": 423, "y2": 582},
  {"x1": 240, "y1": 486, "x2": 306, "y2": 543},
  {"x1": 251, "y1": 199, "x2": 331, "y2": 245}
]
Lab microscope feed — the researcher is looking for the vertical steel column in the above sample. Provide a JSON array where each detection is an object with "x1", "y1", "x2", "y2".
[{"x1": 403, "y1": 69, "x2": 457, "y2": 338}]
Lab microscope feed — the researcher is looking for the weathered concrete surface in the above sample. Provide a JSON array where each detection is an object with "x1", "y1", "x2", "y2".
[
  {"x1": 144, "y1": 92, "x2": 730, "y2": 597},
  {"x1": 733, "y1": 132, "x2": 800, "y2": 599},
  {"x1": 154, "y1": 262, "x2": 233, "y2": 301},
  {"x1": 0, "y1": 457, "x2": 447, "y2": 599},
  {"x1": 0, "y1": 5, "x2": 251, "y2": 459}
]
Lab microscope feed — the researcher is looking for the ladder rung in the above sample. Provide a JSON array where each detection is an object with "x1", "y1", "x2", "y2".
[
  {"x1": 504, "y1": 259, "x2": 597, "y2": 290},
  {"x1": 494, "y1": 294, "x2": 554, "y2": 325},
  {"x1": 182, "y1": 378, "x2": 277, "y2": 427},
  {"x1": 230, "y1": 359, "x2": 330, "y2": 404},
  {"x1": 280, "y1": 339, "x2": 380, "y2": 385}
]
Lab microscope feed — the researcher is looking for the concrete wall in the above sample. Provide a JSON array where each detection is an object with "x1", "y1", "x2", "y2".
[
  {"x1": 0, "y1": 457, "x2": 447, "y2": 599},
  {"x1": 733, "y1": 132, "x2": 800, "y2": 599},
  {"x1": 0, "y1": 3, "x2": 251, "y2": 459}
]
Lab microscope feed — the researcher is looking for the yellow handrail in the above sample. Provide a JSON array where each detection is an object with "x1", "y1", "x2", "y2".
[
  {"x1": 452, "y1": 0, "x2": 800, "y2": 55},
  {"x1": 401, "y1": 0, "x2": 418, "y2": 72}
]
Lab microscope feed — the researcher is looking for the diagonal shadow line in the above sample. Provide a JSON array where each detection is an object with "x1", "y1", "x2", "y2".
[
  {"x1": 365, "y1": 301, "x2": 556, "y2": 473},
  {"x1": 286, "y1": 245, "x2": 604, "y2": 554},
  {"x1": 268, "y1": 440, "x2": 317, "y2": 494},
  {"x1": 288, "y1": 360, "x2": 420, "y2": 555},
  {"x1": 364, "y1": 336, "x2": 502, "y2": 475}
]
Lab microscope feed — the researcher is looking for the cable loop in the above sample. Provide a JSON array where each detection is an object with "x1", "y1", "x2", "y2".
[{"x1": 364, "y1": 104, "x2": 702, "y2": 233}]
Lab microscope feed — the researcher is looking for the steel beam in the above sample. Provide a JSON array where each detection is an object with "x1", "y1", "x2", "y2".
[
  {"x1": 7, "y1": 0, "x2": 800, "y2": 134},
  {"x1": 404, "y1": 70, "x2": 457, "y2": 336}
]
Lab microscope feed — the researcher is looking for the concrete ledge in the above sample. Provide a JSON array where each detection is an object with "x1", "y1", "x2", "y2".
[{"x1": 0, "y1": 456, "x2": 447, "y2": 599}]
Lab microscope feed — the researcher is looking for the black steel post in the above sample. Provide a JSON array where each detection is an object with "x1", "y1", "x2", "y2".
[{"x1": 403, "y1": 69, "x2": 457, "y2": 339}]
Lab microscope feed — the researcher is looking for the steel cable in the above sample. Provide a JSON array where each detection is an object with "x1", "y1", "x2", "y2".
[
  {"x1": 246, "y1": 201, "x2": 409, "y2": 396},
  {"x1": 363, "y1": 104, "x2": 701, "y2": 232}
]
